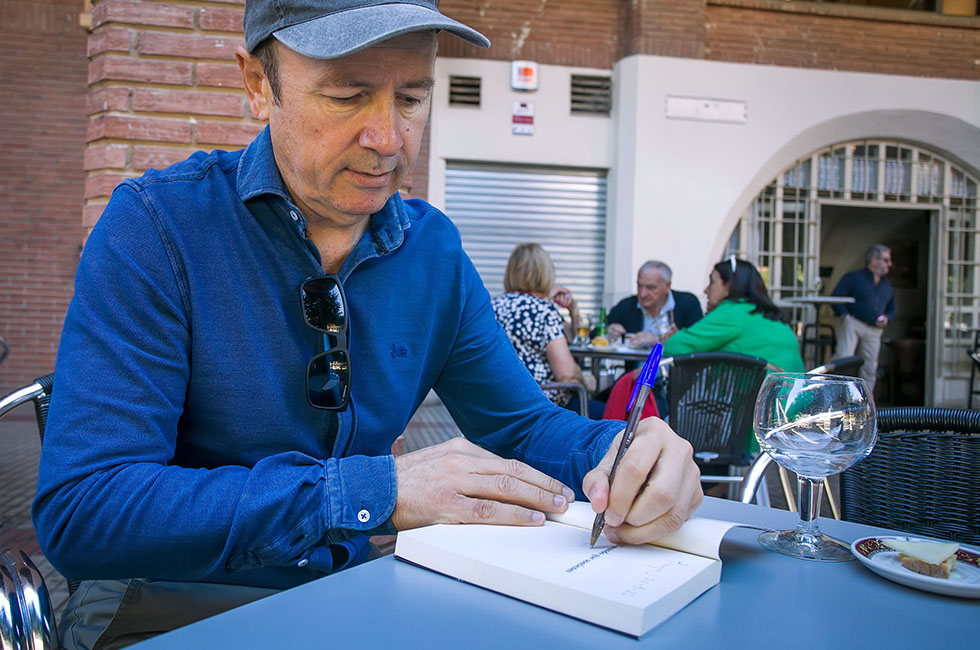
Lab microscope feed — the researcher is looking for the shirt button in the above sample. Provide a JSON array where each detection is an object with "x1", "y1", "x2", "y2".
[
  {"x1": 289, "y1": 210, "x2": 299, "y2": 221},
  {"x1": 357, "y1": 509, "x2": 371, "y2": 523},
  {"x1": 297, "y1": 558, "x2": 309, "y2": 568}
]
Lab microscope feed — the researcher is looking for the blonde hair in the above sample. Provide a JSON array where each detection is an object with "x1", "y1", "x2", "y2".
[{"x1": 503, "y1": 243, "x2": 555, "y2": 295}]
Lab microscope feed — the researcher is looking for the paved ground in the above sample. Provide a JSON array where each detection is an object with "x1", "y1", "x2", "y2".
[{"x1": 2, "y1": 395, "x2": 837, "y2": 622}]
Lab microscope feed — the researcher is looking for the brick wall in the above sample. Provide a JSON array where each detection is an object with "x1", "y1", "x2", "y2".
[
  {"x1": 705, "y1": 1, "x2": 979, "y2": 80},
  {"x1": 0, "y1": 0, "x2": 88, "y2": 394},
  {"x1": 82, "y1": 0, "x2": 263, "y2": 229}
]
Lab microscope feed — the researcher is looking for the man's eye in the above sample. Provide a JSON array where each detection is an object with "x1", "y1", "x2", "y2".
[{"x1": 327, "y1": 94, "x2": 361, "y2": 105}]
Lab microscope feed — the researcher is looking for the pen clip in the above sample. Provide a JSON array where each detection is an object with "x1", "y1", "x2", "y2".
[{"x1": 626, "y1": 343, "x2": 663, "y2": 413}]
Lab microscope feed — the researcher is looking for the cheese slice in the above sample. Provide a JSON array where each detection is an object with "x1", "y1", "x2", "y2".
[{"x1": 882, "y1": 539, "x2": 959, "y2": 564}]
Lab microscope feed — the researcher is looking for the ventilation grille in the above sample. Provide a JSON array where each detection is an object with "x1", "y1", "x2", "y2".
[
  {"x1": 449, "y1": 75, "x2": 481, "y2": 107},
  {"x1": 571, "y1": 75, "x2": 612, "y2": 116}
]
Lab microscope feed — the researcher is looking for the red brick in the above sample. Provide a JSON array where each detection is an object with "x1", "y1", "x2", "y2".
[
  {"x1": 87, "y1": 27, "x2": 132, "y2": 57},
  {"x1": 198, "y1": 7, "x2": 244, "y2": 33},
  {"x1": 196, "y1": 62, "x2": 244, "y2": 88},
  {"x1": 87, "y1": 87, "x2": 130, "y2": 114},
  {"x1": 84, "y1": 144, "x2": 129, "y2": 170},
  {"x1": 89, "y1": 55, "x2": 193, "y2": 85},
  {"x1": 87, "y1": 114, "x2": 192, "y2": 144},
  {"x1": 132, "y1": 145, "x2": 195, "y2": 170},
  {"x1": 132, "y1": 88, "x2": 245, "y2": 117},
  {"x1": 91, "y1": 0, "x2": 195, "y2": 30},
  {"x1": 195, "y1": 120, "x2": 264, "y2": 146},
  {"x1": 85, "y1": 172, "x2": 133, "y2": 199},
  {"x1": 83, "y1": 202, "x2": 110, "y2": 228},
  {"x1": 137, "y1": 32, "x2": 244, "y2": 61}
]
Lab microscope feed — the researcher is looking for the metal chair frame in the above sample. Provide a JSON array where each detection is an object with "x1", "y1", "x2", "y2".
[
  {"x1": 969, "y1": 330, "x2": 980, "y2": 410},
  {"x1": 1, "y1": 374, "x2": 62, "y2": 650},
  {"x1": 807, "y1": 354, "x2": 863, "y2": 378}
]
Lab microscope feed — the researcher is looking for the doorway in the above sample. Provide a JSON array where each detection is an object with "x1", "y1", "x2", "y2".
[{"x1": 820, "y1": 205, "x2": 931, "y2": 405}]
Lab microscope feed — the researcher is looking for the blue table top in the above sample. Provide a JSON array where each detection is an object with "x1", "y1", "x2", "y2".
[{"x1": 133, "y1": 498, "x2": 976, "y2": 649}]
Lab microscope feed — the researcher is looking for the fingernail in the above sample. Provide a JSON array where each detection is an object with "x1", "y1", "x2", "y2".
[
  {"x1": 606, "y1": 530, "x2": 620, "y2": 544},
  {"x1": 531, "y1": 511, "x2": 545, "y2": 524},
  {"x1": 588, "y1": 487, "x2": 599, "y2": 503},
  {"x1": 605, "y1": 512, "x2": 623, "y2": 527},
  {"x1": 562, "y1": 486, "x2": 575, "y2": 501},
  {"x1": 553, "y1": 494, "x2": 567, "y2": 509}
]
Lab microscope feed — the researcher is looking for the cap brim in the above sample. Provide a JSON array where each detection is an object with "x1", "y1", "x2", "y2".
[{"x1": 273, "y1": 4, "x2": 490, "y2": 59}]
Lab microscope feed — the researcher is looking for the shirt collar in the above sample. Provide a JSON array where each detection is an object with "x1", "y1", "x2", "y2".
[{"x1": 235, "y1": 125, "x2": 411, "y2": 255}]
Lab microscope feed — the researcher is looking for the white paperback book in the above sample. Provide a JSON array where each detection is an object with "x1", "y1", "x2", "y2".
[{"x1": 394, "y1": 501, "x2": 738, "y2": 637}]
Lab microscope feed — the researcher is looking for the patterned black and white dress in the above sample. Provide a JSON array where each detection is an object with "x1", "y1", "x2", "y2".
[{"x1": 491, "y1": 291, "x2": 570, "y2": 406}]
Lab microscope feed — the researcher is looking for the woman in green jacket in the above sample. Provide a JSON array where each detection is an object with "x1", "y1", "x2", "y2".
[{"x1": 664, "y1": 257, "x2": 804, "y2": 372}]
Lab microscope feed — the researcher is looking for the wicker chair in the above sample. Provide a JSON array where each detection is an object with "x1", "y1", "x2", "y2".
[
  {"x1": 662, "y1": 352, "x2": 769, "y2": 498},
  {"x1": 1, "y1": 373, "x2": 62, "y2": 650},
  {"x1": 839, "y1": 407, "x2": 980, "y2": 545}
]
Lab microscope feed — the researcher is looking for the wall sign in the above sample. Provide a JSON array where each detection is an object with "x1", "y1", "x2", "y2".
[
  {"x1": 511, "y1": 60, "x2": 538, "y2": 91},
  {"x1": 512, "y1": 101, "x2": 534, "y2": 136}
]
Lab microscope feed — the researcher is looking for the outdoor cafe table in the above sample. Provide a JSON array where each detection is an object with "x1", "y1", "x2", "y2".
[
  {"x1": 570, "y1": 344, "x2": 650, "y2": 389},
  {"x1": 780, "y1": 295, "x2": 855, "y2": 368},
  {"x1": 132, "y1": 497, "x2": 974, "y2": 649}
]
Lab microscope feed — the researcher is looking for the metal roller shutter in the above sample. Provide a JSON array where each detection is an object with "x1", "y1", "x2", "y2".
[{"x1": 444, "y1": 162, "x2": 607, "y2": 319}]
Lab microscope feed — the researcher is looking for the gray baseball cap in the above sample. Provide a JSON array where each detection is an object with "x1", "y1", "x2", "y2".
[{"x1": 244, "y1": 0, "x2": 490, "y2": 58}]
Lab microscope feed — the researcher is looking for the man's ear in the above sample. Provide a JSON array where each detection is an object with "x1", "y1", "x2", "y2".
[{"x1": 237, "y1": 46, "x2": 272, "y2": 121}]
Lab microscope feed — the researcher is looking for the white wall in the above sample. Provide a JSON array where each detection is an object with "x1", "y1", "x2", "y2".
[
  {"x1": 429, "y1": 55, "x2": 980, "y2": 309},
  {"x1": 613, "y1": 56, "x2": 980, "y2": 305},
  {"x1": 428, "y1": 58, "x2": 615, "y2": 209}
]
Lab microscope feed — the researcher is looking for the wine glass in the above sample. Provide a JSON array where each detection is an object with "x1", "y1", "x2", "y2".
[{"x1": 753, "y1": 372, "x2": 877, "y2": 561}]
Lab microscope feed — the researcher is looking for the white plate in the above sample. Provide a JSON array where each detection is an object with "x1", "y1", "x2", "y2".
[{"x1": 851, "y1": 536, "x2": 980, "y2": 599}]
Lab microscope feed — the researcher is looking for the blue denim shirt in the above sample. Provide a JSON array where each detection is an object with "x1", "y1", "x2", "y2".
[{"x1": 33, "y1": 127, "x2": 622, "y2": 589}]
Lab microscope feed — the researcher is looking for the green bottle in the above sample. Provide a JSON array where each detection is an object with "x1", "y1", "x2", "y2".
[{"x1": 597, "y1": 307, "x2": 608, "y2": 336}]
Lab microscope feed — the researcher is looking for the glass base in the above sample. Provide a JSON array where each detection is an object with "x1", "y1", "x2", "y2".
[{"x1": 758, "y1": 529, "x2": 855, "y2": 562}]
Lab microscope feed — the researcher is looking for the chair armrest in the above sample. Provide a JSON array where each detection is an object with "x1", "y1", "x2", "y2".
[
  {"x1": 737, "y1": 453, "x2": 773, "y2": 504},
  {"x1": 540, "y1": 381, "x2": 589, "y2": 418}
]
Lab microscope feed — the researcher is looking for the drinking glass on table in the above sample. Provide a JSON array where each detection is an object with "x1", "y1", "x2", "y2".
[
  {"x1": 575, "y1": 313, "x2": 592, "y2": 346},
  {"x1": 753, "y1": 373, "x2": 877, "y2": 562}
]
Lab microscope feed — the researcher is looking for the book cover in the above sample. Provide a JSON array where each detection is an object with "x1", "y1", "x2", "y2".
[{"x1": 394, "y1": 502, "x2": 737, "y2": 636}]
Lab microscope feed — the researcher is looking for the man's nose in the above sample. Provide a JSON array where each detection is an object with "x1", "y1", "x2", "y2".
[{"x1": 358, "y1": 97, "x2": 403, "y2": 157}]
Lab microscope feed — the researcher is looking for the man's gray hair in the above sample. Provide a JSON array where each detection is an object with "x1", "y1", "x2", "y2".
[
  {"x1": 865, "y1": 244, "x2": 891, "y2": 266},
  {"x1": 638, "y1": 260, "x2": 672, "y2": 283}
]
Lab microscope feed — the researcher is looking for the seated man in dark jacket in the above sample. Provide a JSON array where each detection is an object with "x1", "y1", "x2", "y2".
[{"x1": 607, "y1": 260, "x2": 703, "y2": 347}]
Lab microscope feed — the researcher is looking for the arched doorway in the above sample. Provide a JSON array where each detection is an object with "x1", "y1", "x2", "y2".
[{"x1": 728, "y1": 140, "x2": 979, "y2": 406}]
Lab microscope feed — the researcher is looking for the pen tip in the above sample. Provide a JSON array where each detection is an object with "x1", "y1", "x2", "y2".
[{"x1": 589, "y1": 533, "x2": 598, "y2": 548}]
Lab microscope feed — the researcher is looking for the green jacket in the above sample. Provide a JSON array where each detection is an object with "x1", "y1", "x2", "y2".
[
  {"x1": 663, "y1": 299, "x2": 805, "y2": 372},
  {"x1": 663, "y1": 299, "x2": 804, "y2": 455}
]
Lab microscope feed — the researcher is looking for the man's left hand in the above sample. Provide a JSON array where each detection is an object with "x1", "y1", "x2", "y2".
[{"x1": 582, "y1": 418, "x2": 703, "y2": 545}]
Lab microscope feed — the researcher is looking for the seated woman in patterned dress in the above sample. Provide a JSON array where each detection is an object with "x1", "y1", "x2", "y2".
[{"x1": 491, "y1": 243, "x2": 605, "y2": 419}]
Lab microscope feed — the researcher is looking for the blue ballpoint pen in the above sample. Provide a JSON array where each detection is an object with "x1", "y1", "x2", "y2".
[{"x1": 589, "y1": 342, "x2": 664, "y2": 547}]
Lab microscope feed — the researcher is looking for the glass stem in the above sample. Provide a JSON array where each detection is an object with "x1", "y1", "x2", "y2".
[{"x1": 795, "y1": 476, "x2": 824, "y2": 541}]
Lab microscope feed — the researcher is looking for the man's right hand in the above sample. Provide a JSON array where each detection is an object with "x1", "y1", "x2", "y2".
[
  {"x1": 390, "y1": 437, "x2": 575, "y2": 531},
  {"x1": 607, "y1": 322, "x2": 626, "y2": 341}
]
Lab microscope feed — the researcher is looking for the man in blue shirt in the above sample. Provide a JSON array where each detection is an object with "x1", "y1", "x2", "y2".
[
  {"x1": 33, "y1": 1, "x2": 702, "y2": 647},
  {"x1": 831, "y1": 244, "x2": 896, "y2": 389}
]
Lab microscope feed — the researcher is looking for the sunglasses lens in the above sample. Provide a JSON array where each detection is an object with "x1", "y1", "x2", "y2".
[
  {"x1": 307, "y1": 350, "x2": 350, "y2": 409},
  {"x1": 302, "y1": 278, "x2": 346, "y2": 333}
]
